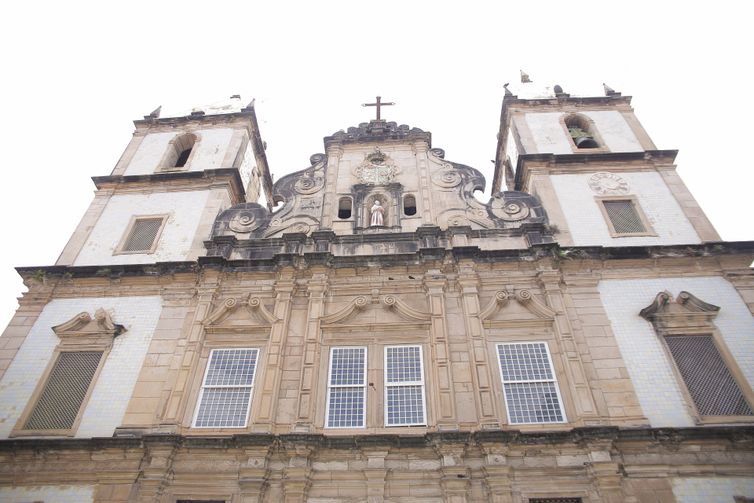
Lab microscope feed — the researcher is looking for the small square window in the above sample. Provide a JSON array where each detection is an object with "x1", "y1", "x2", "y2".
[
  {"x1": 598, "y1": 197, "x2": 654, "y2": 237},
  {"x1": 116, "y1": 215, "x2": 167, "y2": 254}
]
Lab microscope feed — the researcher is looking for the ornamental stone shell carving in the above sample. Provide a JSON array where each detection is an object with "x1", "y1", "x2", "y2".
[
  {"x1": 588, "y1": 172, "x2": 629, "y2": 195},
  {"x1": 489, "y1": 197, "x2": 530, "y2": 221},
  {"x1": 294, "y1": 172, "x2": 325, "y2": 195},
  {"x1": 228, "y1": 209, "x2": 261, "y2": 233},
  {"x1": 431, "y1": 169, "x2": 463, "y2": 188}
]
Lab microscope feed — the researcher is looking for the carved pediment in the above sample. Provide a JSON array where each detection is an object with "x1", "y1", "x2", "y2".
[
  {"x1": 321, "y1": 295, "x2": 431, "y2": 329},
  {"x1": 639, "y1": 291, "x2": 720, "y2": 335},
  {"x1": 203, "y1": 296, "x2": 279, "y2": 333},
  {"x1": 52, "y1": 308, "x2": 126, "y2": 347},
  {"x1": 480, "y1": 290, "x2": 556, "y2": 328}
]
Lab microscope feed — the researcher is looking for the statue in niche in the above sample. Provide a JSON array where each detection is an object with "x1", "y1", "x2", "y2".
[{"x1": 370, "y1": 200, "x2": 385, "y2": 226}]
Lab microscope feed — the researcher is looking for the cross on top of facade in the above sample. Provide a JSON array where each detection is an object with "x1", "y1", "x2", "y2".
[{"x1": 362, "y1": 96, "x2": 395, "y2": 121}]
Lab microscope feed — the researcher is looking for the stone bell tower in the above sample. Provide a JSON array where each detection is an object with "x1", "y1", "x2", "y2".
[
  {"x1": 55, "y1": 96, "x2": 272, "y2": 267},
  {"x1": 493, "y1": 84, "x2": 720, "y2": 247}
]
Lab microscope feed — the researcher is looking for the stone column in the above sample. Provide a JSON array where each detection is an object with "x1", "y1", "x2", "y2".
[
  {"x1": 255, "y1": 268, "x2": 295, "y2": 431},
  {"x1": 238, "y1": 445, "x2": 272, "y2": 503},
  {"x1": 281, "y1": 443, "x2": 313, "y2": 503},
  {"x1": 424, "y1": 271, "x2": 457, "y2": 428},
  {"x1": 480, "y1": 443, "x2": 513, "y2": 503},
  {"x1": 537, "y1": 268, "x2": 600, "y2": 424},
  {"x1": 294, "y1": 268, "x2": 328, "y2": 429},
  {"x1": 457, "y1": 264, "x2": 499, "y2": 427},
  {"x1": 363, "y1": 450, "x2": 390, "y2": 503},
  {"x1": 436, "y1": 444, "x2": 470, "y2": 503}
]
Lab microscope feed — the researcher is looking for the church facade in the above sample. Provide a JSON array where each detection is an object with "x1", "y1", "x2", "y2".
[{"x1": 0, "y1": 88, "x2": 752, "y2": 502}]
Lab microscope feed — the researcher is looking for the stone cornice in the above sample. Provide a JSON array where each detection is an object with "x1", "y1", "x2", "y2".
[
  {"x1": 15, "y1": 241, "x2": 754, "y2": 281},
  {"x1": 513, "y1": 150, "x2": 679, "y2": 190},
  {"x1": 91, "y1": 168, "x2": 245, "y2": 201},
  {"x1": 1, "y1": 426, "x2": 752, "y2": 452}
]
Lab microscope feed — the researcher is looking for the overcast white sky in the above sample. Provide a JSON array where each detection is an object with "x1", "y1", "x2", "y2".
[{"x1": 0, "y1": 1, "x2": 752, "y2": 331}]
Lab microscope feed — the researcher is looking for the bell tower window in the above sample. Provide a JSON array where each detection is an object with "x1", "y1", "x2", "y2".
[
  {"x1": 403, "y1": 194, "x2": 417, "y2": 216},
  {"x1": 564, "y1": 114, "x2": 599, "y2": 149},
  {"x1": 338, "y1": 197, "x2": 352, "y2": 219},
  {"x1": 162, "y1": 133, "x2": 197, "y2": 170}
]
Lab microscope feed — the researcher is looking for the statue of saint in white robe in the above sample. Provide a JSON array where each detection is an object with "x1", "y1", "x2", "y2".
[{"x1": 370, "y1": 200, "x2": 385, "y2": 226}]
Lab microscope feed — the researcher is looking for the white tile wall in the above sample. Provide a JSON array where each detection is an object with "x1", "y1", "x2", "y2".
[
  {"x1": 0, "y1": 296, "x2": 162, "y2": 438},
  {"x1": 73, "y1": 190, "x2": 210, "y2": 266},
  {"x1": 0, "y1": 485, "x2": 94, "y2": 502},
  {"x1": 523, "y1": 110, "x2": 641, "y2": 154},
  {"x1": 552, "y1": 171, "x2": 700, "y2": 247},
  {"x1": 673, "y1": 477, "x2": 754, "y2": 503},
  {"x1": 599, "y1": 277, "x2": 754, "y2": 427}
]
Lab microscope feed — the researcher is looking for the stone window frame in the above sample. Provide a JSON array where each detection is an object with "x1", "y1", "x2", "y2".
[
  {"x1": 319, "y1": 340, "x2": 432, "y2": 431},
  {"x1": 640, "y1": 291, "x2": 754, "y2": 424},
  {"x1": 114, "y1": 214, "x2": 169, "y2": 255},
  {"x1": 325, "y1": 346, "x2": 368, "y2": 429},
  {"x1": 596, "y1": 195, "x2": 656, "y2": 238},
  {"x1": 494, "y1": 341, "x2": 568, "y2": 426},
  {"x1": 559, "y1": 113, "x2": 608, "y2": 154},
  {"x1": 12, "y1": 309, "x2": 125, "y2": 437},
  {"x1": 191, "y1": 347, "x2": 261, "y2": 429},
  {"x1": 158, "y1": 132, "x2": 200, "y2": 172}
]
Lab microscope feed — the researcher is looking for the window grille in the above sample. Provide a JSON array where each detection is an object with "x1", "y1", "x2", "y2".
[
  {"x1": 24, "y1": 351, "x2": 102, "y2": 430},
  {"x1": 602, "y1": 199, "x2": 646, "y2": 234},
  {"x1": 497, "y1": 342, "x2": 566, "y2": 424},
  {"x1": 385, "y1": 345, "x2": 426, "y2": 426},
  {"x1": 122, "y1": 217, "x2": 164, "y2": 252},
  {"x1": 665, "y1": 335, "x2": 753, "y2": 416},
  {"x1": 193, "y1": 348, "x2": 259, "y2": 428},
  {"x1": 326, "y1": 347, "x2": 367, "y2": 428}
]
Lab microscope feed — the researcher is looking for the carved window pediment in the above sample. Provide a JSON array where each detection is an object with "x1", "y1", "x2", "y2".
[
  {"x1": 52, "y1": 308, "x2": 126, "y2": 348},
  {"x1": 320, "y1": 295, "x2": 431, "y2": 331},
  {"x1": 202, "y1": 296, "x2": 279, "y2": 334},
  {"x1": 639, "y1": 291, "x2": 720, "y2": 336},
  {"x1": 480, "y1": 290, "x2": 556, "y2": 328}
]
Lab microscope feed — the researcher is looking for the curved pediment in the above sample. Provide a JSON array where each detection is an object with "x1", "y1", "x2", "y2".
[
  {"x1": 639, "y1": 290, "x2": 719, "y2": 335},
  {"x1": 321, "y1": 295, "x2": 431, "y2": 329},
  {"x1": 202, "y1": 296, "x2": 279, "y2": 332},
  {"x1": 480, "y1": 290, "x2": 556, "y2": 328},
  {"x1": 52, "y1": 308, "x2": 126, "y2": 347}
]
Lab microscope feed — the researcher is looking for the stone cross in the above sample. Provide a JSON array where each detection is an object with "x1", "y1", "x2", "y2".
[{"x1": 362, "y1": 96, "x2": 395, "y2": 121}]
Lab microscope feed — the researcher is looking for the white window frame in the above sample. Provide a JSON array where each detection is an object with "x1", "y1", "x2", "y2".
[
  {"x1": 192, "y1": 348, "x2": 259, "y2": 429},
  {"x1": 384, "y1": 345, "x2": 427, "y2": 427},
  {"x1": 496, "y1": 342, "x2": 567, "y2": 425},
  {"x1": 325, "y1": 346, "x2": 367, "y2": 429}
]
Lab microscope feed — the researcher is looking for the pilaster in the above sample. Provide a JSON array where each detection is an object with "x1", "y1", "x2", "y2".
[{"x1": 424, "y1": 270, "x2": 457, "y2": 428}]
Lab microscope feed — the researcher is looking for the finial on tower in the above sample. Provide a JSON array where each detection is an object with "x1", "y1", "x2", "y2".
[
  {"x1": 503, "y1": 83, "x2": 513, "y2": 96},
  {"x1": 520, "y1": 70, "x2": 532, "y2": 83},
  {"x1": 603, "y1": 83, "x2": 620, "y2": 96},
  {"x1": 144, "y1": 105, "x2": 161, "y2": 120}
]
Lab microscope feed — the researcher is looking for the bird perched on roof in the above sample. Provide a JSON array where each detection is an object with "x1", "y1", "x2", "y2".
[
  {"x1": 603, "y1": 83, "x2": 618, "y2": 96},
  {"x1": 503, "y1": 83, "x2": 513, "y2": 96},
  {"x1": 145, "y1": 105, "x2": 161, "y2": 119},
  {"x1": 520, "y1": 70, "x2": 532, "y2": 83}
]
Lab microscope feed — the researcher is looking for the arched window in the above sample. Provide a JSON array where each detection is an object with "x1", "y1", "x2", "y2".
[
  {"x1": 403, "y1": 194, "x2": 417, "y2": 216},
  {"x1": 338, "y1": 197, "x2": 352, "y2": 219},
  {"x1": 564, "y1": 115, "x2": 599, "y2": 149},
  {"x1": 162, "y1": 133, "x2": 197, "y2": 170}
]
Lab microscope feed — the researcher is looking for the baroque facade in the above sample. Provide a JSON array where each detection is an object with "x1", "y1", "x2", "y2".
[{"x1": 0, "y1": 88, "x2": 753, "y2": 503}]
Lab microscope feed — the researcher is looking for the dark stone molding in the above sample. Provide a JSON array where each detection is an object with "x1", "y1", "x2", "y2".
[
  {"x1": 92, "y1": 168, "x2": 246, "y2": 201},
  {"x1": 513, "y1": 150, "x2": 679, "y2": 191},
  {"x1": 133, "y1": 109, "x2": 256, "y2": 128},
  {"x1": 15, "y1": 241, "x2": 754, "y2": 281},
  {"x1": 2, "y1": 426, "x2": 752, "y2": 453}
]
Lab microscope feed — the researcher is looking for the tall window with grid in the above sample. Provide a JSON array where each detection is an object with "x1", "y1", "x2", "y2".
[
  {"x1": 384, "y1": 345, "x2": 426, "y2": 426},
  {"x1": 325, "y1": 347, "x2": 367, "y2": 428},
  {"x1": 496, "y1": 342, "x2": 566, "y2": 424},
  {"x1": 23, "y1": 351, "x2": 103, "y2": 431},
  {"x1": 193, "y1": 348, "x2": 259, "y2": 428}
]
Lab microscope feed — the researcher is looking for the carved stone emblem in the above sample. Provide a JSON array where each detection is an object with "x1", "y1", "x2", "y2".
[
  {"x1": 589, "y1": 172, "x2": 629, "y2": 195},
  {"x1": 229, "y1": 210, "x2": 260, "y2": 233},
  {"x1": 355, "y1": 149, "x2": 397, "y2": 185},
  {"x1": 294, "y1": 170, "x2": 324, "y2": 194}
]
